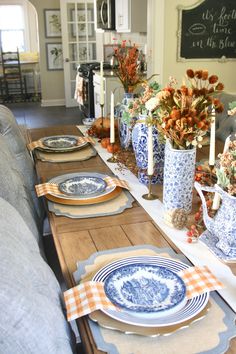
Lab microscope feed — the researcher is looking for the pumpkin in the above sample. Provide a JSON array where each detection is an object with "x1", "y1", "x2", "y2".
[
  {"x1": 101, "y1": 137, "x2": 110, "y2": 148},
  {"x1": 107, "y1": 143, "x2": 120, "y2": 153},
  {"x1": 91, "y1": 117, "x2": 118, "y2": 138}
]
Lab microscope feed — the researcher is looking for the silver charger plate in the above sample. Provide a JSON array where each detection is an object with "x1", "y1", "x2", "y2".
[
  {"x1": 58, "y1": 176, "x2": 107, "y2": 197},
  {"x1": 93, "y1": 256, "x2": 209, "y2": 327},
  {"x1": 48, "y1": 172, "x2": 116, "y2": 201},
  {"x1": 103, "y1": 263, "x2": 186, "y2": 317}
]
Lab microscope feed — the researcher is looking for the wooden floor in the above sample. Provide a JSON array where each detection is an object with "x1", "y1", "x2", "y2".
[{"x1": 5, "y1": 101, "x2": 85, "y2": 128}]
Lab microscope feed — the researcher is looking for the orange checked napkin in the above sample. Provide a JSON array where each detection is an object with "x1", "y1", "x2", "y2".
[
  {"x1": 35, "y1": 177, "x2": 130, "y2": 198},
  {"x1": 64, "y1": 282, "x2": 117, "y2": 321},
  {"x1": 64, "y1": 266, "x2": 224, "y2": 322},
  {"x1": 179, "y1": 265, "x2": 223, "y2": 299},
  {"x1": 27, "y1": 136, "x2": 95, "y2": 151}
]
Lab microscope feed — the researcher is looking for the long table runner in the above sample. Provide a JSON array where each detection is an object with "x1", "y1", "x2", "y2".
[{"x1": 77, "y1": 125, "x2": 236, "y2": 313}]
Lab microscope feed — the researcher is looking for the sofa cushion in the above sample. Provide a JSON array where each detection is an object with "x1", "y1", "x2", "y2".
[
  {"x1": 215, "y1": 92, "x2": 236, "y2": 141},
  {"x1": 0, "y1": 197, "x2": 74, "y2": 354},
  {"x1": 0, "y1": 104, "x2": 45, "y2": 222},
  {"x1": 0, "y1": 134, "x2": 42, "y2": 243}
]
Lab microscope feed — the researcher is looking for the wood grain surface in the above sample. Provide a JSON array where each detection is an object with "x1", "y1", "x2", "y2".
[{"x1": 29, "y1": 125, "x2": 235, "y2": 354}]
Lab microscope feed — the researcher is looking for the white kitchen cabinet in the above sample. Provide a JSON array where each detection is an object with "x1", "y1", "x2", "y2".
[
  {"x1": 115, "y1": 0, "x2": 147, "y2": 33},
  {"x1": 94, "y1": 72, "x2": 124, "y2": 118}
]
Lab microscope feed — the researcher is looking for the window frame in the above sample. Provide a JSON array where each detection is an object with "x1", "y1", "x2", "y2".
[{"x1": 0, "y1": 0, "x2": 30, "y2": 51}]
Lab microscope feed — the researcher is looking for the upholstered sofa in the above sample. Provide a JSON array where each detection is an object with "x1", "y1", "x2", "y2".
[
  {"x1": 0, "y1": 105, "x2": 75, "y2": 353},
  {"x1": 216, "y1": 92, "x2": 236, "y2": 141}
]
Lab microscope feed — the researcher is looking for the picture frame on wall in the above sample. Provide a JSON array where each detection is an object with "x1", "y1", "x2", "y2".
[
  {"x1": 46, "y1": 43, "x2": 63, "y2": 70},
  {"x1": 44, "y1": 9, "x2": 61, "y2": 38}
]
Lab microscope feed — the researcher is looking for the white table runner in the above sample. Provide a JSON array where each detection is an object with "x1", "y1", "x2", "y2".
[{"x1": 77, "y1": 125, "x2": 236, "y2": 313}]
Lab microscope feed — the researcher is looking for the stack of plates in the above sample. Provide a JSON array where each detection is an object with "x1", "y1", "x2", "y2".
[
  {"x1": 46, "y1": 172, "x2": 122, "y2": 206},
  {"x1": 92, "y1": 256, "x2": 209, "y2": 328},
  {"x1": 38, "y1": 135, "x2": 88, "y2": 153}
]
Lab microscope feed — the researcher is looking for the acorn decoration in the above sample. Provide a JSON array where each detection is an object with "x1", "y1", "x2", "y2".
[{"x1": 164, "y1": 208, "x2": 188, "y2": 229}]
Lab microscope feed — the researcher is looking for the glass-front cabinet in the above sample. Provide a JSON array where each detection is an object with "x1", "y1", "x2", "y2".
[{"x1": 60, "y1": 0, "x2": 97, "y2": 106}]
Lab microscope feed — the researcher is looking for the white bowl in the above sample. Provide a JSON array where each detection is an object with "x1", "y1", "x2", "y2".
[{"x1": 82, "y1": 118, "x2": 96, "y2": 127}]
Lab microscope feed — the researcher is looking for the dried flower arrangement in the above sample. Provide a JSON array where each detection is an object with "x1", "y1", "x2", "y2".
[
  {"x1": 113, "y1": 40, "x2": 143, "y2": 93},
  {"x1": 122, "y1": 81, "x2": 160, "y2": 125},
  {"x1": 216, "y1": 137, "x2": 236, "y2": 196},
  {"x1": 145, "y1": 70, "x2": 224, "y2": 150}
]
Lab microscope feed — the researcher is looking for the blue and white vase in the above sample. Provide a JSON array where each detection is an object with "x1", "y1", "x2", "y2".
[
  {"x1": 163, "y1": 141, "x2": 196, "y2": 213},
  {"x1": 116, "y1": 93, "x2": 134, "y2": 150},
  {"x1": 132, "y1": 115, "x2": 165, "y2": 185}
]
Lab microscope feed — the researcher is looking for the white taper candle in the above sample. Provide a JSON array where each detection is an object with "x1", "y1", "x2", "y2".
[
  {"x1": 147, "y1": 125, "x2": 154, "y2": 176},
  {"x1": 100, "y1": 62, "x2": 104, "y2": 106},
  {"x1": 110, "y1": 92, "x2": 115, "y2": 143},
  {"x1": 212, "y1": 134, "x2": 231, "y2": 210},
  {"x1": 209, "y1": 107, "x2": 215, "y2": 166}
]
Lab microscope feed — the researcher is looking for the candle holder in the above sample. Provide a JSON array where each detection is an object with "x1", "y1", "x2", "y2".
[
  {"x1": 97, "y1": 104, "x2": 105, "y2": 142},
  {"x1": 142, "y1": 175, "x2": 158, "y2": 200},
  {"x1": 107, "y1": 143, "x2": 117, "y2": 163},
  {"x1": 208, "y1": 163, "x2": 215, "y2": 183}
]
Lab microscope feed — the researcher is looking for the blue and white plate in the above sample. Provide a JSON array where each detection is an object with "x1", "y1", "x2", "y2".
[
  {"x1": 93, "y1": 256, "x2": 209, "y2": 327},
  {"x1": 200, "y1": 230, "x2": 236, "y2": 263},
  {"x1": 104, "y1": 264, "x2": 186, "y2": 317},
  {"x1": 48, "y1": 172, "x2": 115, "y2": 201},
  {"x1": 82, "y1": 118, "x2": 96, "y2": 127},
  {"x1": 40, "y1": 135, "x2": 87, "y2": 152},
  {"x1": 58, "y1": 176, "x2": 107, "y2": 197}
]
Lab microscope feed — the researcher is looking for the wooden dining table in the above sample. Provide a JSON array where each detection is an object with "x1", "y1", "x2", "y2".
[{"x1": 29, "y1": 124, "x2": 236, "y2": 354}]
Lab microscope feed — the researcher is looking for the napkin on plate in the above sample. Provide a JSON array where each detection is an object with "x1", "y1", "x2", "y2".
[
  {"x1": 35, "y1": 177, "x2": 130, "y2": 198},
  {"x1": 27, "y1": 136, "x2": 95, "y2": 151},
  {"x1": 64, "y1": 265, "x2": 224, "y2": 321}
]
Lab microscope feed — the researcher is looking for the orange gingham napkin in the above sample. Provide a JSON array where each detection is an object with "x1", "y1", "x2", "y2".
[
  {"x1": 63, "y1": 266, "x2": 224, "y2": 321},
  {"x1": 35, "y1": 177, "x2": 130, "y2": 198},
  {"x1": 179, "y1": 265, "x2": 224, "y2": 299},
  {"x1": 27, "y1": 136, "x2": 95, "y2": 151},
  {"x1": 64, "y1": 281, "x2": 117, "y2": 321}
]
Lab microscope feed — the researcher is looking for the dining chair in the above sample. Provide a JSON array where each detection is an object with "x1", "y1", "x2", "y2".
[{"x1": 1, "y1": 49, "x2": 27, "y2": 101}]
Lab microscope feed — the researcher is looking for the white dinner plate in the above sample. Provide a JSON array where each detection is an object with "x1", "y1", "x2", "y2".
[{"x1": 93, "y1": 256, "x2": 209, "y2": 327}]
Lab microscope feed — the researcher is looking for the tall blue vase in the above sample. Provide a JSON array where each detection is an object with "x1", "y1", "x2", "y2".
[
  {"x1": 131, "y1": 116, "x2": 165, "y2": 184},
  {"x1": 163, "y1": 141, "x2": 196, "y2": 213},
  {"x1": 116, "y1": 93, "x2": 134, "y2": 150}
]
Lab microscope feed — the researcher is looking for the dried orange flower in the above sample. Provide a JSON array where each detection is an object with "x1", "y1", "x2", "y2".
[{"x1": 147, "y1": 69, "x2": 224, "y2": 149}]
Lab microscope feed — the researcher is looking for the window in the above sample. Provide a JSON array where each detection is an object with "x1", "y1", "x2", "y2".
[{"x1": 0, "y1": 5, "x2": 25, "y2": 51}]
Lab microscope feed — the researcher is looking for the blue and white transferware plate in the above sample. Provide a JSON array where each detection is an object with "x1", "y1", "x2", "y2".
[
  {"x1": 82, "y1": 118, "x2": 96, "y2": 127},
  {"x1": 40, "y1": 135, "x2": 87, "y2": 152},
  {"x1": 93, "y1": 256, "x2": 209, "y2": 327},
  {"x1": 200, "y1": 230, "x2": 236, "y2": 263},
  {"x1": 58, "y1": 176, "x2": 107, "y2": 197},
  {"x1": 104, "y1": 263, "x2": 186, "y2": 316},
  {"x1": 48, "y1": 172, "x2": 116, "y2": 201}
]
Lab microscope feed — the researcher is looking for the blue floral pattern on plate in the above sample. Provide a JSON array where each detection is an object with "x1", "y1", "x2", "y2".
[
  {"x1": 48, "y1": 172, "x2": 115, "y2": 201},
  {"x1": 104, "y1": 263, "x2": 186, "y2": 314},
  {"x1": 58, "y1": 176, "x2": 107, "y2": 197},
  {"x1": 93, "y1": 256, "x2": 209, "y2": 327},
  {"x1": 42, "y1": 135, "x2": 78, "y2": 149}
]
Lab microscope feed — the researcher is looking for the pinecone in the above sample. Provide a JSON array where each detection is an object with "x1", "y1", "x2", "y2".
[{"x1": 164, "y1": 208, "x2": 188, "y2": 229}]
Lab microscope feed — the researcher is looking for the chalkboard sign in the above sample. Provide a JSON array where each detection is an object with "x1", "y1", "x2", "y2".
[{"x1": 178, "y1": 0, "x2": 236, "y2": 60}]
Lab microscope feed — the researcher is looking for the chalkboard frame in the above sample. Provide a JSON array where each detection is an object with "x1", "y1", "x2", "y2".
[{"x1": 177, "y1": 0, "x2": 236, "y2": 62}]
